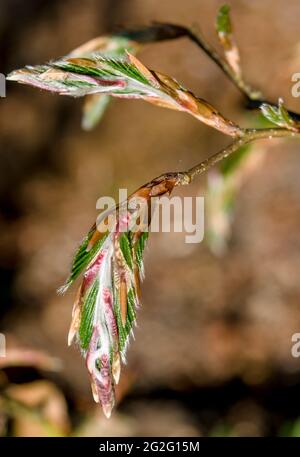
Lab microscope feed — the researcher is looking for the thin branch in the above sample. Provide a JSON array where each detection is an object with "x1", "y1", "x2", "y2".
[
  {"x1": 185, "y1": 127, "x2": 300, "y2": 182},
  {"x1": 115, "y1": 22, "x2": 260, "y2": 100},
  {"x1": 118, "y1": 22, "x2": 300, "y2": 122},
  {"x1": 183, "y1": 26, "x2": 300, "y2": 122},
  {"x1": 186, "y1": 27, "x2": 261, "y2": 101}
]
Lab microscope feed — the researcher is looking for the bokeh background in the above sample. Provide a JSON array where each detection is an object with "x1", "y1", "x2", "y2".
[{"x1": 1, "y1": 0, "x2": 300, "y2": 436}]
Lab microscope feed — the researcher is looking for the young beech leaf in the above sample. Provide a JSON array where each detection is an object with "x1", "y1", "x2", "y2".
[
  {"x1": 7, "y1": 54, "x2": 241, "y2": 136},
  {"x1": 67, "y1": 25, "x2": 193, "y2": 129},
  {"x1": 216, "y1": 4, "x2": 241, "y2": 78},
  {"x1": 67, "y1": 34, "x2": 140, "y2": 130},
  {"x1": 261, "y1": 99, "x2": 298, "y2": 131},
  {"x1": 61, "y1": 172, "x2": 190, "y2": 418},
  {"x1": 216, "y1": 4, "x2": 231, "y2": 35}
]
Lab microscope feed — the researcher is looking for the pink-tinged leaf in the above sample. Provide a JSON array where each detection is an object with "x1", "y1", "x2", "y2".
[
  {"x1": 8, "y1": 54, "x2": 242, "y2": 136},
  {"x1": 64, "y1": 172, "x2": 190, "y2": 417}
]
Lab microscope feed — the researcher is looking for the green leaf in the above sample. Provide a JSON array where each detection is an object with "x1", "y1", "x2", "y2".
[
  {"x1": 103, "y1": 58, "x2": 151, "y2": 85},
  {"x1": 8, "y1": 53, "x2": 243, "y2": 136},
  {"x1": 61, "y1": 229, "x2": 108, "y2": 292},
  {"x1": 79, "y1": 279, "x2": 99, "y2": 350},
  {"x1": 260, "y1": 99, "x2": 296, "y2": 130},
  {"x1": 126, "y1": 288, "x2": 136, "y2": 325},
  {"x1": 113, "y1": 296, "x2": 127, "y2": 351},
  {"x1": 54, "y1": 57, "x2": 152, "y2": 87},
  {"x1": 216, "y1": 4, "x2": 231, "y2": 35},
  {"x1": 119, "y1": 232, "x2": 133, "y2": 270},
  {"x1": 124, "y1": 289, "x2": 137, "y2": 346},
  {"x1": 82, "y1": 94, "x2": 111, "y2": 131},
  {"x1": 135, "y1": 231, "x2": 149, "y2": 268}
]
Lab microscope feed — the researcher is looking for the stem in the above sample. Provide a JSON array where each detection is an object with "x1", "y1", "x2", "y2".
[
  {"x1": 186, "y1": 28, "x2": 300, "y2": 122},
  {"x1": 118, "y1": 22, "x2": 300, "y2": 121},
  {"x1": 187, "y1": 28, "x2": 261, "y2": 101},
  {"x1": 185, "y1": 128, "x2": 300, "y2": 181}
]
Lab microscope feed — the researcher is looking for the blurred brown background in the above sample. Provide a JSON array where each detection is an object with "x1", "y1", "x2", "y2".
[{"x1": 1, "y1": 0, "x2": 300, "y2": 436}]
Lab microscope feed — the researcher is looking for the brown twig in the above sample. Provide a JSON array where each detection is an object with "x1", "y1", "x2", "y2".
[{"x1": 185, "y1": 128, "x2": 300, "y2": 182}]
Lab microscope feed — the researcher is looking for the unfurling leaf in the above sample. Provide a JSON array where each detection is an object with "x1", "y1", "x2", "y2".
[
  {"x1": 260, "y1": 99, "x2": 299, "y2": 131},
  {"x1": 216, "y1": 4, "x2": 232, "y2": 35},
  {"x1": 68, "y1": 34, "x2": 141, "y2": 129},
  {"x1": 60, "y1": 172, "x2": 190, "y2": 418},
  {"x1": 216, "y1": 4, "x2": 241, "y2": 78},
  {"x1": 7, "y1": 53, "x2": 241, "y2": 136},
  {"x1": 68, "y1": 24, "x2": 193, "y2": 129}
]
